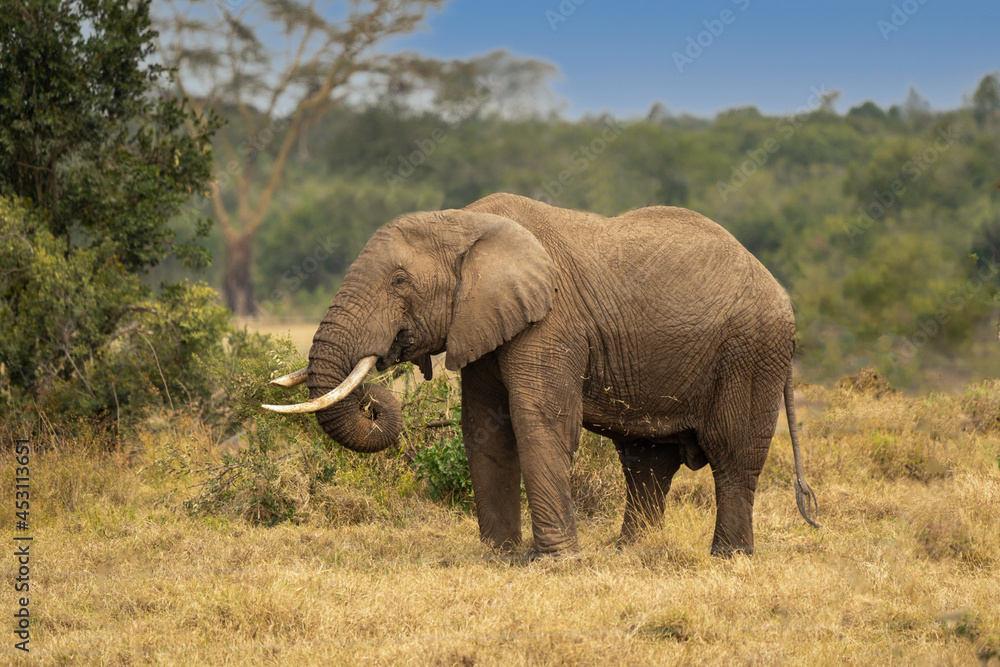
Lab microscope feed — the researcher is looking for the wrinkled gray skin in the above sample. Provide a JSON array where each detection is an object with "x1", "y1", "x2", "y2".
[{"x1": 305, "y1": 193, "x2": 814, "y2": 556}]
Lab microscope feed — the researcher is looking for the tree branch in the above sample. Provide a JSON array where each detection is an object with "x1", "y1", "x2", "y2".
[{"x1": 155, "y1": 0, "x2": 447, "y2": 312}]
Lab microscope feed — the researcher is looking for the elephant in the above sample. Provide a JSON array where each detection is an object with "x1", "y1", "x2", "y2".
[{"x1": 264, "y1": 193, "x2": 819, "y2": 556}]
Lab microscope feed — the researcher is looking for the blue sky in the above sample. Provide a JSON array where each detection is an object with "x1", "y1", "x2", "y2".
[{"x1": 392, "y1": 0, "x2": 1000, "y2": 119}]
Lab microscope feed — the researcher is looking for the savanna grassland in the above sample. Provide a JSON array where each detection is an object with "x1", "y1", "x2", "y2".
[
  {"x1": 5, "y1": 3, "x2": 1000, "y2": 664},
  {"x1": 3, "y1": 368, "x2": 999, "y2": 666}
]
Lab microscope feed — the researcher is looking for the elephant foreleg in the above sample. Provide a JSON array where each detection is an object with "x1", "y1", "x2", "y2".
[
  {"x1": 516, "y1": 423, "x2": 580, "y2": 554},
  {"x1": 615, "y1": 440, "x2": 683, "y2": 544},
  {"x1": 506, "y1": 390, "x2": 583, "y2": 554},
  {"x1": 461, "y1": 358, "x2": 522, "y2": 551},
  {"x1": 497, "y1": 337, "x2": 587, "y2": 555}
]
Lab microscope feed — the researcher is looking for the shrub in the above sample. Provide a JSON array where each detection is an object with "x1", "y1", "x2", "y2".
[
  {"x1": 0, "y1": 197, "x2": 238, "y2": 428},
  {"x1": 0, "y1": 0, "x2": 219, "y2": 431},
  {"x1": 184, "y1": 341, "x2": 428, "y2": 525},
  {"x1": 184, "y1": 423, "x2": 312, "y2": 526},
  {"x1": 413, "y1": 433, "x2": 473, "y2": 508},
  {"x1": 395, "y1": 367, "x2": 475, "y2": 508},
  {"x1": 182, "y1": 333, "x2": 320, "y2": 524}
]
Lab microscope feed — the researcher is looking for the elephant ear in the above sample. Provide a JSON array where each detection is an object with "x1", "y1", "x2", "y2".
[{"x1": 445, "y1": 213, "x2": 557, "y2": 371}]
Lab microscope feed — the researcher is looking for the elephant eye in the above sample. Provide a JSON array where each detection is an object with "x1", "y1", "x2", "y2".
[{"x1": 392, "y1": 273, "x2": 407, "y2": 286}]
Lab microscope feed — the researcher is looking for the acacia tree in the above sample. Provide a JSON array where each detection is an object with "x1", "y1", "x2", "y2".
[{"x1": 157, "y1": 0, "x2": 446, "y2": 315}]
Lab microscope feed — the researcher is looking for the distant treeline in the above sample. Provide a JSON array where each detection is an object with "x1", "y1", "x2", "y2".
[{"x1": 161, "y1": 76, "x2": 1000, "y2": 389}]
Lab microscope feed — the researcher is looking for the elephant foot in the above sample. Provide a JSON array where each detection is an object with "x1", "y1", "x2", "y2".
[
  {"x1": 615, "y1": 527, "x2": 644, "y2": 551},
  {"x1": 527, "y1": 547, "x2": 581, "y2": 562},
  {"x1": 710, "y1": 543, "x2": 753, "y2": 558},
  {"x1": 711, "y1": 473, "x2": 757, "y2": 558},
  {"x1": 481, "y1": 533, "x2": 522, "y2": 554},
  {"x1": 530, "y1": 535, "x2": 580, "y2": 557}
]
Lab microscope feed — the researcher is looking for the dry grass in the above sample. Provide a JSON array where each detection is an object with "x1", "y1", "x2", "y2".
[
  {"x1": 236, "y1": 317, "x2": 318, "y2": 357},
  {"x1": 3, "y1": 377, "x2": 1000, "y2": 665}
]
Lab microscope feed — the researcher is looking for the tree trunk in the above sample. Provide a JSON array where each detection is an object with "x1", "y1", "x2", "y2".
[{"x1": 223, "y1": 230, "x2": 257, "y2": 316}]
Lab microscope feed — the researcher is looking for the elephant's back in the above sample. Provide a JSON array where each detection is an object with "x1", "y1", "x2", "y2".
[
  {"x1": 586, "y1": 206, "x2": 779, "y2": 309},
  {"x1": 613, "y1": 205, "x2": 751, "y2": 260},
  {"x1": 465, "y1": 194, "x2": 791, "y2": 322},
  {"x1": 584, "y1": 204, "x2": 795, "y2": 370},
  {"x1": 615, "y1": 205, "x2": 789, "y2": 304},
  {"x1": 567, "y1": 205, "x2": 794, "y2": 426}
]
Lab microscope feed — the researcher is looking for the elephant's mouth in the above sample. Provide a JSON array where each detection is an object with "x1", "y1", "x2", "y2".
[{"x1": 376, "y1": 329, "x2": 415, "y2": 371}]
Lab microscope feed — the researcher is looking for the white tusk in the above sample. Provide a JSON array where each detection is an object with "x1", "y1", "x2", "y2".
[
  {"x1": 262, "y1": 356, "x2": 378, "y2": 414},
  {"x1": 269, "y1": 367, "x2": 308, "y2": 388}
]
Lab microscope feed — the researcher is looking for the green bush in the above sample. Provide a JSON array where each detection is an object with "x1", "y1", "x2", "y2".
[
  {"x1": 0, "y1": 198, "x2": 234, "y2": 426},
  {"x1": 184, "y1": 420, "x2": 312, "y2": 526},
  {"x1": 413, "y1": 433, "x2": 473, "y2": 508},
  {"x1": 185, "y1": 358, "x2": 478, "y2": 523},
  {"x1": 0, "y1": 0, "x2": 221, "y2": 431},
  {"x1": 0, "y1": 196, "x2": 299, "y2": 441},
  {"x1": 197, "y1": 329, "x2": 308, "y2": 433},
  {"x1": 1, "y1": 198, "x2": 118, "y2": 394},
  {"x1": 394, "y1": 367, "x2": 474, "y2": 508},
  {"x1": 182, "y1": 334, "x2": 322, "y2": 524},
  {"x1": 184, "y1": 336, "x2": 421, "y2": 526}
]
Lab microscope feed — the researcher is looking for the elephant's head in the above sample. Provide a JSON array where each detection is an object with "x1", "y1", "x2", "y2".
[{"x1": 263, "y1": 209, "x2": 557, "y2": 452}]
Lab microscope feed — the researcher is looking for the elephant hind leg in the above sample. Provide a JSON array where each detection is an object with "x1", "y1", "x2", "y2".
[
  {"x1": 709, "y1": 467, "x2": 760, "y2": 556},
  {"x1": 615, "y1": 439, "x2": 683, "y2": 544},
  {"x1": 703, "y1": 365, "x2": 784, "y2": 557}
]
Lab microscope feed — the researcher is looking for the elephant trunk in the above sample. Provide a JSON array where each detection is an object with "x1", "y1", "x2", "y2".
[
  {"x1": 312, "y1": 381, "x2": 402, "y2": 453},
  {"x1": 307, "y1": 329, "x2": 403, "y2": 454}
]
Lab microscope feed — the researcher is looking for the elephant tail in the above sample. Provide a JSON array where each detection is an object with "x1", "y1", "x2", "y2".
[{"x1": 785, "y1": 366, "x2": 820, "y2": 528}]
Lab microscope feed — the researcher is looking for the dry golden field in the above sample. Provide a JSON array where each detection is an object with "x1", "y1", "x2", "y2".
[
  {"x1": 3, "y1": 372, "x2": 1000, "y2": 665},
  {"x1": 236, "y1": 318, "x2": 319, "y2": 357}
]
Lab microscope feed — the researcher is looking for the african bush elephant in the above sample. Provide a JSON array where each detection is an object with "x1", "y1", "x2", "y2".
[{"x1": 264, "y1": 193, "x2": 819, "y2": 556}]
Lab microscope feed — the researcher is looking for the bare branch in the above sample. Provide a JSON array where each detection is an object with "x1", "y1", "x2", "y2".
[{"x1": 154, "y1": 0, "x2": 446, "y2": 312}]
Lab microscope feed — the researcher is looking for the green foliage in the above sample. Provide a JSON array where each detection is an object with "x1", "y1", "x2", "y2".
[
  {"x1": 0, "y1": 195, "x2": 143, "y2": 393},
  {"x1": 0, "y1": 196, "x2": 233, "y2": 426},
  {"x1": 971, "y1": 73, "x2": 1000, "y2": 127},
  {"x1": 148, "y1": 71, "x2": 1000, "y2": 390},
  {"x1": 0, "y1": 0, "x2": 223, "y2": 425},
  {"x1": 63, "y1": 281, "x2": 231, "y2": 422},
  {"x1": 0, "y1": 0, "x2": 219, "y2": 272},
  {"x1": 184, "y1": 340, "x2": 427, "y2": 525},
  {"x1": 184, "y1": 335, "x2": 324, "y2": 524},
  {"x1": 195, "y1": 330, "x2": 306, "y2": 430},
  {"x1": 254, "y1": 177, "x2": 444, "y2": 312},
  {"x1": 186, "y1": 357, "x2": 475, "y2": 522},
  {"x1": 413, "y1": 434, "x2": 473, "y2": 508},
  {"x1": 180, "y1": 403, "x2": 361, "y2": 527},
  {"x1": 396, "y1": 366, "x2": 473, "y2": 508}
]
